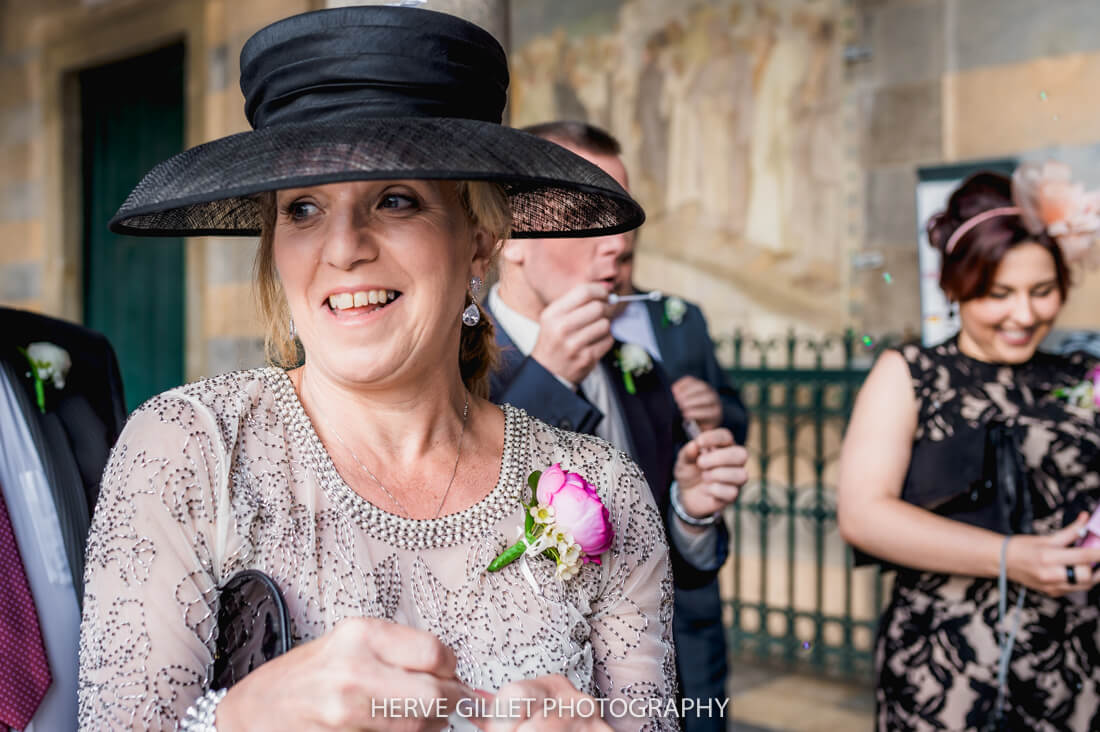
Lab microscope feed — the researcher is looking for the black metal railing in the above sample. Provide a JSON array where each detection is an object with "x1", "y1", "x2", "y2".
[{"x1": 720, "y1": 330, "x2": 903, "y2": 680}]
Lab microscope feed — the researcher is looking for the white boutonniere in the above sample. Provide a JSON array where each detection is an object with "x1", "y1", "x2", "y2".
[
  {"x1": 18, "y1": 342, "x2": 71, "y2": 413},
  {"x1": 663, "y1": 296, "x2": 687, "y2": 327},
  {"x1": 616, "y1": 343, "x2": 653, "y2": 395}
]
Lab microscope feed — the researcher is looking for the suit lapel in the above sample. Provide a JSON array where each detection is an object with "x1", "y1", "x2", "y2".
[
  {"x1": 0, "y1": 354, "x2": 91, "y2": 604},
  {"x1": 600, "y1": 347, "x2": 672, "y2": 507},
  {"x1": 645, "y1": 297, "x2": 677, "y2": 365}
]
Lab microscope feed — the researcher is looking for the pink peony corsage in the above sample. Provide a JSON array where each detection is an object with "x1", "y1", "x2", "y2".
[
  {"x1": 1052, "y1": 365, "x2": 1100, "y2": 411},
  {"x1": 487, "y1": 463, "x2": 613, "y2": 579},
  {"x1": 1013, "y1": 161, "x2": 1100, "y2": 268}
]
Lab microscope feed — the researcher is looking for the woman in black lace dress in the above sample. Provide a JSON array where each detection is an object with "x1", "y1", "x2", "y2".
[{"x1": 838, "y1": 167, "x2": 1100, "y2": 731}]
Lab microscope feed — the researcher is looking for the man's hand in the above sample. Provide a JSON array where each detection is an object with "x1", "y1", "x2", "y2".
[
  {"x1": 530, "y1": 283, "x2": 615, "y2": 386},
  {"x1": 673, "y1": 428, "x2": 748, "y2": 520},
  {"x1": 671, "y1": 375, "x2": 723, "y2": 432}
]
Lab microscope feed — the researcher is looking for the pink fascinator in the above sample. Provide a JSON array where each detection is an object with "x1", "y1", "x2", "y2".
[{"x1": 1012, "y1": 161, "x2": 1100, "y2": 268}]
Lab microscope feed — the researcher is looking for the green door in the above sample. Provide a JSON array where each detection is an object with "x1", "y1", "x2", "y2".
[{"x1": 80, "y1": 44, "x2": 186, "y2": 413}]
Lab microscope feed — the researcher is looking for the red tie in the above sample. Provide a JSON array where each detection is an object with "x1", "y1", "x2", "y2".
[{"x1": 0, "y1": 483, "x2": 51, "y2": 730}]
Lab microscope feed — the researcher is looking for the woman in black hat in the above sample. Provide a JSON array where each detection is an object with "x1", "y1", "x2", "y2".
[{"x1": 78, "y1": 6, "x2": 676, "y2": 731}]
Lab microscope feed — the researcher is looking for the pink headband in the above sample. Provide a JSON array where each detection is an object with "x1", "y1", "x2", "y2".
[{"x1": 943, "y1": 206, "x2": 1020, "y2": 255}]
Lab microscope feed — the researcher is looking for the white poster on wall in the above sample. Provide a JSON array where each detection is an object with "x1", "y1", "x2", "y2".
[{"x1": 914, "y1": 179, "x2": 960, "y2": 347}]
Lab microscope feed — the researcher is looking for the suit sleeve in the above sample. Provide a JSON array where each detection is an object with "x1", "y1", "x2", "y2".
[
  {"x1": 489, "y1": 348, "x2": 603, "y2": 433},
  {"x1": 666, "y1": 515, "x2": 729, "y2": 590},
  {"x1": 690, "y1": 306, "x2": 749, "y2": 444},
  {"x1": 95, "y1": 330, "x2": 128, "y2": 442},
  {"x1": 83, "y1": 329, "x2": 128, "y2": 512}
]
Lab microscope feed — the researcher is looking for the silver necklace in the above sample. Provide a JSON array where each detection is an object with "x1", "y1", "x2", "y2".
[{"x1": 326, "y1": 395, "x2": 470, "y2": 519}]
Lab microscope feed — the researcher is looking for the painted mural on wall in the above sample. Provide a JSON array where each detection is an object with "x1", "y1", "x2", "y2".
[{"x1": 510, "y1": 0, "x2": 852, "y2": 338}]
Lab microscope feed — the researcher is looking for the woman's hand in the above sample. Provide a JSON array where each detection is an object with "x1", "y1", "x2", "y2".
[
  {"x1": 216, "y1": 617, "x2": 473, "y2": 731},
  {"x1": 1006, "y1": 512, "x2": 1100, "y2": 598},
  {"x1": 475, "y1": 675, "x2": 612, "y2": 732}
]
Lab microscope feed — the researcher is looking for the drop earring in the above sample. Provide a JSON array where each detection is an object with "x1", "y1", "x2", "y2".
[
  {"x1": 462, "y1": 276, "x2": 483, "y2": 327},
  {"x1": 289, "y1": 317, "x2": 297, "y2": 339}
]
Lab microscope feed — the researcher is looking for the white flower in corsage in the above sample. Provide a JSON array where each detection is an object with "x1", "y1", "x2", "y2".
[
  {"x1": 18, "y1": 342, "x2": 72, "y2": 414},
  {"x1": 487, "y1": 463, "x2": 613, "y2": 580},
  {"x1": 616, "y1": 343, "x2": 653, "y2": 395},
  {"x1": 1052, "y1": 365, "x2": 1100, "y2": 412},
  {"x1": 663, "y1": 295, "x2": 687, "y2": 327}
]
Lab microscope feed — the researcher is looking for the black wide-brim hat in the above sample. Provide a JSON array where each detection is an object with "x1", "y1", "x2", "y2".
[{"x1": 109, "y1": 6, "x2": 644, "y2": 239}]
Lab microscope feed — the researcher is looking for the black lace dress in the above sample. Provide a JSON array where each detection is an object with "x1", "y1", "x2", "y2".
[{"x1": 875, "y1": 338, "x2": 1100, "y2": 731}]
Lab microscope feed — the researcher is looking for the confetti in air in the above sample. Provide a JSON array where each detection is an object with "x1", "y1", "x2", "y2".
[
  {"x1": 883, "y1": 272, "x2": 893, "y2": 284},
  {"x1": 802, "y1": 641, "x2": 812, "y2": 650},
  {"x1": 1039, "y1": 91, "x2": 1048, "y2": 101},
  {"x1": 862, "y1": 335, "x2": 874, "y2": 348}
]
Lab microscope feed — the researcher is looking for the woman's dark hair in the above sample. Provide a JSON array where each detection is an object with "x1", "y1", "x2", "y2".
[{"x1": 927, "y1": 171, "x2": 1071, "y2": 302}]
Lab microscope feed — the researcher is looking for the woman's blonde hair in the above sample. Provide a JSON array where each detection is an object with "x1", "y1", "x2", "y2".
[{"x1": 254, "y1": 180, "x2": 511, "y2": 398}]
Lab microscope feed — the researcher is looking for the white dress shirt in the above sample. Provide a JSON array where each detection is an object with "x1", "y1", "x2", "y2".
[
  {"x1": 0, "y1": 369, "x2": 80, "y2": 732},
  {"x1": 610, "y1": 300, "x2": 662, "y2": 362},
  {"x1": 490, "y1": 285, "x2": 717, "y2": 562}
]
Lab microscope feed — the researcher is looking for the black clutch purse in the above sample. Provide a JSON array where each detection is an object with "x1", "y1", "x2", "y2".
[{"x1": 211, "y1": 569, "x2": 292, "y2": 689}]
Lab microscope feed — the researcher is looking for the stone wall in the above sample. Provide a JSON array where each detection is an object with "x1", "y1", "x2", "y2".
[
  {"x1": 507, "y1": 0, "x2": 1100, "y2": 344},
  {"x1": 0, "y1": 0, "x2": 317, "y2": 379},
  {"x1": 852, "y1": 0, "x2": 1100, "y2": 337},
  {"x1": 1, "y1": 0, "x2": 1098, "y2": 386},
  {"x1": 0, "y1": 0, "x2": 503, "y2": 381}
]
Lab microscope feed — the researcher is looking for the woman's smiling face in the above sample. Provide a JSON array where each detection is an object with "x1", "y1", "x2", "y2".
[
  {"x1": 273, "y1": 179, "x2": 490, "y2": 388},
  {"x1": 957, "y1": 242, "x2": 1064, "y2": 364}
]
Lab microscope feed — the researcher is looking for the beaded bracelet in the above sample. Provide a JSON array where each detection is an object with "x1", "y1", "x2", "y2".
[{"x1": 179, "y1": 688, "x2": 227, "y2": 732}]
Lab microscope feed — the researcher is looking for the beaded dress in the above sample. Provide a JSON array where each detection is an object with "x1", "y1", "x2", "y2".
[{"x1": 77, "y1": 368, "x2": 677, "y2": 731}]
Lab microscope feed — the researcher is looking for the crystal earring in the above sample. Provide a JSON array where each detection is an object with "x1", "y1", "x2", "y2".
[
  {"x1": 462, "y1": 276, "x2": 482, "y2": 327},
  {"x1": 289, "y1": 317, "x2": 297, "y2": 339}
]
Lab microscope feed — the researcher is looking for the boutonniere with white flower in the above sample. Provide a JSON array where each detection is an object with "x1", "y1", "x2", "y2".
[
  {"x1": 18, "y1": 342, "x2": 71, "y2": 414},
  {"x1": 487, "y1": 464, "x2": 613, "y2": 580},
  {"x1": 662, "y1": 296, "x2": 687, "y2": 327},
  {"x1": 1052, "y1": 365, "x2": 1100, "y2": 411},
  {"x1": 616, "y1": 343, "x2": 653, "y2": 395}
]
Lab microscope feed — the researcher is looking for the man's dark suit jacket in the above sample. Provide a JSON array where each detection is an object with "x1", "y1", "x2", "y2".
[
  {"x1": 642, "y1": 295, "x2": 748, "y2": 444},
  {"x1": 485, "y1": 302, "x2": 727, "y2": 590},
  {"x1": 0, "y1": 307, "x2": 127, "y2": 603},
  {"x1": 638, "y1": 293, "x2": 746, "y2": 729}
]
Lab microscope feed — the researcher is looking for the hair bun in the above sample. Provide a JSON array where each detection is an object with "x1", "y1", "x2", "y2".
[{"x1": 926, "y1": 172, "x2": 1013, "y2": 253}]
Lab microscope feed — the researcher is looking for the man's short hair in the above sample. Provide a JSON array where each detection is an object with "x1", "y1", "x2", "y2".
[{"x1": 521, "y1": 120, "x2": 621, "y2": 157}]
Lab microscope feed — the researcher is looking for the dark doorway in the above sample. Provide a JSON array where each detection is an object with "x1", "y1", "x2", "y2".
[{"x1": 80, "y1": 43, "x2": 186, "y2": 412}]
